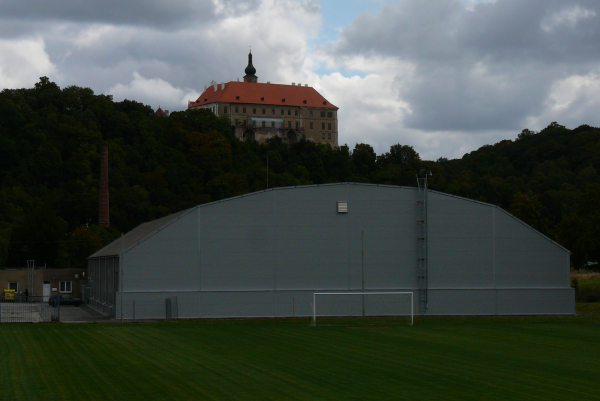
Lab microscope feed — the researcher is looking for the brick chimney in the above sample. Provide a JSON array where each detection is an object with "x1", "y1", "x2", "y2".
[{"x1": 99, "y1": 144, "x2": 110, "y2": 227}]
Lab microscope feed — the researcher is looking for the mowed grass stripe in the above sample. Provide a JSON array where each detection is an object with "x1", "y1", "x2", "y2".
[{"x1": 1, "y1": 317, "x2": 599, "y2": 400}]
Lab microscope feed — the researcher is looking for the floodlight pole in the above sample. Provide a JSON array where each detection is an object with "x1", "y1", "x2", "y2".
[
  {"x1": 361, "y1": 231, "x2": 365, "y2": 317},
  {"x1": 312, "y1": 293, "x2": 316, "y2": 323},
  {"x1": 121, "y1": 233, "x2": 124, "y2": 324},
  {"x1": 266, "y1": 156, "x2": 269, "y2": 189}
]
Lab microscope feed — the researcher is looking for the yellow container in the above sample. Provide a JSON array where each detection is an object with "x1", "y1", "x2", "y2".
[{"x1": 3, "y1": 289, "x2": 15, "y2": 301}]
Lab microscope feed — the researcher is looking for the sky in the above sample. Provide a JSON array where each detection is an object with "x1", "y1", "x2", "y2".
[{"x1": 1, "y1": 0, "x2": 600, "y2": 160}]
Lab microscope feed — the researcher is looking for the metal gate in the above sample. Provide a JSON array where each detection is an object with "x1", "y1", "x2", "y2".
[{"x1": 0, "y1": 296, "x2": 59, "y2": 323}]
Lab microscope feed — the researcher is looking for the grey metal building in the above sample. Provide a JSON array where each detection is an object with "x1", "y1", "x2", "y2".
[{"x1": 87, "y1": 183, "x2": 574, "y2": 319}]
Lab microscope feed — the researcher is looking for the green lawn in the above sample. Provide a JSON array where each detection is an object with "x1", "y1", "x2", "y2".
[{"x1": 1, "y1": 316, "x2": 599, "y2": 400}]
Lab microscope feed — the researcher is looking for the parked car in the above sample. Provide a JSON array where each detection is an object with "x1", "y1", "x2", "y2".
[{"x1": 48, "y1": 295, "x2": 83, "y2": 307}]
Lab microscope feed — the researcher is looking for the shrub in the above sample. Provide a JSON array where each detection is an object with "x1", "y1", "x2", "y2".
[
  {"x1": 576, "y1": 279, "x2": 600, "y2": 302},
  {"x1": 571, "y1": 277, "x2": 579, "y2": 292}
]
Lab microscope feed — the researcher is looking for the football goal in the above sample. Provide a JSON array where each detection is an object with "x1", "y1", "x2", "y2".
[{"x1": 311, "y1": 292, "x2": 414, "y2": 326}]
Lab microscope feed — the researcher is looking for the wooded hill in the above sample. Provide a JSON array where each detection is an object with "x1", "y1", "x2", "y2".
[{"x1": 1, "y1": 78, "x2": 598, "y2": 269}]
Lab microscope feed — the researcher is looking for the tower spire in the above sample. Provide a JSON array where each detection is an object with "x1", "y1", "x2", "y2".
[{"x1": 243, "y1": 49, "x2": 257, "y2": 83}]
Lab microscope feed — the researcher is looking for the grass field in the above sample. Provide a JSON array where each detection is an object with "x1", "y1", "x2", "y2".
[{"x1": 1, "y1": 315, "x2": 600, "y2": 400}]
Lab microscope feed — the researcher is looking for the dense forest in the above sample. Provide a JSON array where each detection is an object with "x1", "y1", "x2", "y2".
[{"x1": 0, "y1": 78, "x2": 598, "y2": 270}]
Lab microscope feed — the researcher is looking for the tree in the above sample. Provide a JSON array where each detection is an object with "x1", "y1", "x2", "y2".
[
  {"x1": 510, "y1": 192, "x2": 545, "y2": 230},
  {"x1": 557, "y1": 184, "x2": 600, "y2": 269},
  {"x1": 351, "y1": 143, "x2": 377, "y2": 181}
]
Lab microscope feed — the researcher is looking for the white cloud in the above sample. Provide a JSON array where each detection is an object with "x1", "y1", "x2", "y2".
[
  {"x1": 526, "y1": 70, "x2": 600, "y2": 130},
  {"x1": 541, "y1": 5, "x2": 596, "y2": 33},
  {"x1": 0, "y1": 37, "x2": 57, "y2": 89},
  {"x1": 73, "y1": 24, "x2": 118, "y2": 49},
  {"x1": 108, "y1": 72, "x2": 200, "y2": 110},
  {"x1": 310, "y1": 70, "x2": 411, "y2": 153}
]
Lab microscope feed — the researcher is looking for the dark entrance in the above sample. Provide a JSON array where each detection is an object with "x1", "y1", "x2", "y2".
[
  {"x1": 243, "y1": 129, "x2": 256, "y2": 142},
  {"x1": 286, "y1": 130, "x2": 298, "y2": 143}
]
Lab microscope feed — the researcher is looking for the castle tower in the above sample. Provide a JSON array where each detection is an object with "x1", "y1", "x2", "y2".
[{"x1": 243, "y1": 51, "x2": 258, "y2": 83}]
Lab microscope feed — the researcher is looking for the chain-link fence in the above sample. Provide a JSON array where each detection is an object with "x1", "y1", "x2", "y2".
[{"x1": 0, "y1": 296, "x2": 59, "y2": 323}]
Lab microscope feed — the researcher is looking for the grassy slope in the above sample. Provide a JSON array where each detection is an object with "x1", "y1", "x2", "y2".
[{"x1": 1, "y1": 317, "x2": 599, "y2": 400}]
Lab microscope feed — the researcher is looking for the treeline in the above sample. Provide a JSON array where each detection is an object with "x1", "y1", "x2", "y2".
[{"x1": 0, "y1": 78, "x2": 598, "y2": 269}]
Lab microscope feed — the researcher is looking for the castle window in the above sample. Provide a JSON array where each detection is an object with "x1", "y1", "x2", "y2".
[
  {"x1": 235, "y1": 107, "x2": 239, "y2": 113},
  {"x1": 295, "y1": 110, "x2": 298, "y2": 116},
  {"x1": 328, "y1": 123, "x2": 332, "y2": 130},
  {"x1": 327, "y1": 112, "x2": 333, "y2": 118},
  {"x1": 272, "y1": 109, "x2": 275, "y2": 115},
  {"x1": 253, "y1": 108, "x2": 256, "y2": 114},
  {"x1": 310, "y1": 122, "x2": 313, "y2": 129},
  {"x1": 243, "y1": 107, "x2": 246, "y2": 113},
  {"x1": 262, "y1": 109, "x2": 266, "y2": 114},
  {"x1": 224, "y1": 106, "x2": 228, "y2": 113},
  {"x1": 322, "y1": 133, "x2": 325, "y2": 139},
  {"x1": 262, "y1": 121, "x2": 266, "y2": 127},
  {"x1": 321, "y1": 111, "x2": 326, "y2": 117},
  {"x1": 328, "y1": 133, "x2": 331, "y2": 139},
  {"x1": 322, "y1": 123, "x2": 325, "y2": 129},
  {"x1": 288, "y1": 110, "x2": 291, "y2": 116},
  {"x1": 281, "y1": 109, "x2": 284, "y2": 115},
  {"x1": 310, "y1": 111, "x2": 313, "y2": 117}
]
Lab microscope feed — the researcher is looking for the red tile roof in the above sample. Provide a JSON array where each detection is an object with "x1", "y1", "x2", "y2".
[
  {"x1": 154, "y1": 107, "x2": 168, "y2": 117},
  {"x1": 189, "y1": 81, "x2": 338, "y2": 109}
]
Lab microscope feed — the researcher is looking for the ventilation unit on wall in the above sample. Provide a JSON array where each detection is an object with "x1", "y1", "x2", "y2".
[{"x1": 337, "y1": 201, "x2": 348, "y2": 213}]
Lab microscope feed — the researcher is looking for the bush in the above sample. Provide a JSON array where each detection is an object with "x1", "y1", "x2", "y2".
[
  {"x1": 576, "y1": 279, "x2": 600, "y2": 302},
  {"x1": 571, "y1": 277, "x2": 579, "y2": 291}
]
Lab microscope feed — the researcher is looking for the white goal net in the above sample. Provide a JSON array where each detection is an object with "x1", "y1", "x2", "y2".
[{"x1": 310, "y1": 291, "x2": 414, "y2": 326}]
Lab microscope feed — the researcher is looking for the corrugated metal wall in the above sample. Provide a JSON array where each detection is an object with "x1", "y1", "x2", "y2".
[{"x1": 90, "y1": 184, "x2": 574, "y2": 319}]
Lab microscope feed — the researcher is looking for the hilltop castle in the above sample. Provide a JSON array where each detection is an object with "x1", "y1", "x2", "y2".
[{"x1": 188, "y1": 52, "x2": 338, "y2": 146}]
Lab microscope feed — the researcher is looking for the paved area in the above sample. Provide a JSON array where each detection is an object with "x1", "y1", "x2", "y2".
[{"x1": 59, "y1": 305, "x2": 111, "y2": 323}]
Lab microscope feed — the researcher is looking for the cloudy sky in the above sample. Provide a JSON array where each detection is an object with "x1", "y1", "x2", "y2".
[{"x1": 1, "y1": 0, "x2": 599, "y2": 160}]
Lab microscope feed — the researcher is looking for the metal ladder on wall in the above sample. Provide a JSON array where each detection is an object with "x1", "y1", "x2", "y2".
[
  {"x1": 27, "y1": 260, "x2": 35, "y2": 297},
  {"x1": 416, "y1": 172, "x2": 429, "y2": 314}
]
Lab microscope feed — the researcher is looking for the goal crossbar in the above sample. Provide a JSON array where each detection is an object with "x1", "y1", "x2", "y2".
[{"x1": 312, "y1": 291, "x2": 413, "y2": 326}]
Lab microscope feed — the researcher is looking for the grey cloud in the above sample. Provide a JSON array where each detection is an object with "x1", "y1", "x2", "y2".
[
  {"x1": 333, "y1": 0, "x2": 464, "y2": 61},
  {"x1": 33, "y1": 21, "x2": 295, "y2": 112},
  {"x1": 0, "y1": 0, "x2": 216, "y2": 29},
  {"x1": 400, "y1": 62, "x2": 552, "y2": 132},
  {"x1": 459, "y1": 0, "x2": 600, "y2": 64},
  {"x1": 329, "y1": 0, "x2": 600, "y2": 133}
]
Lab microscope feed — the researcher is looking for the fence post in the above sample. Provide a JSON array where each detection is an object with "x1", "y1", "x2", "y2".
[{"x1": 133, "y1": 300, "x2": 135, "y2": 321}]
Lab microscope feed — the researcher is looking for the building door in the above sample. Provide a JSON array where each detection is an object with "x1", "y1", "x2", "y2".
[{"x1": 43, "y1": 282, "x2": 51, "y2": 302}]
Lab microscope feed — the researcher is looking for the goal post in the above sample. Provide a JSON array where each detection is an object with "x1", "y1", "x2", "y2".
[{"x1": 311, "y1": 291, "x2": 414, "y2": 326}]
